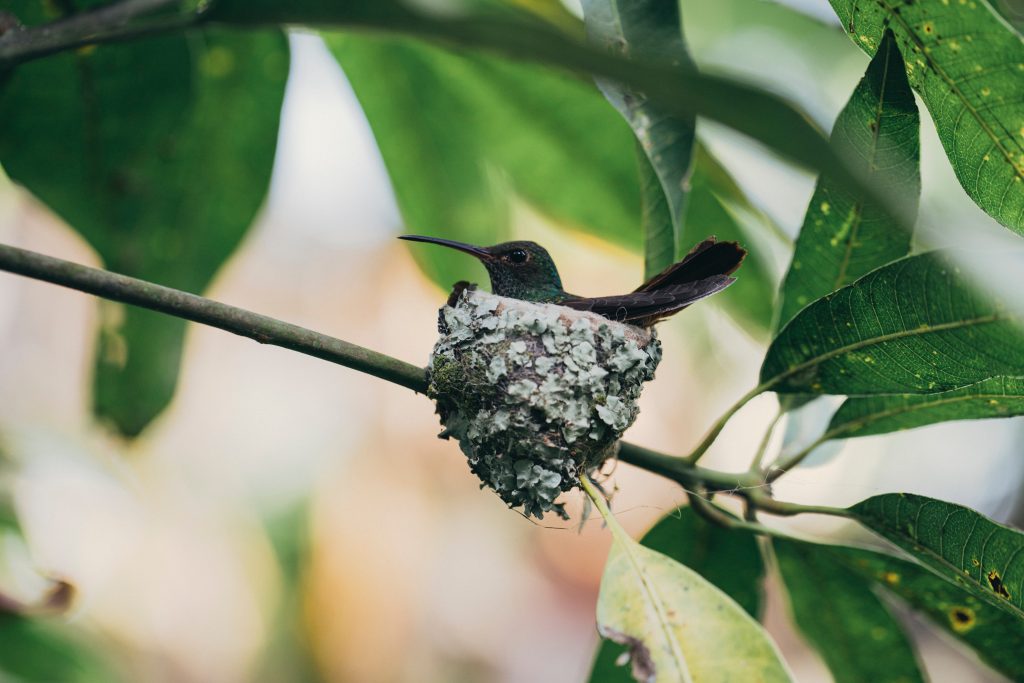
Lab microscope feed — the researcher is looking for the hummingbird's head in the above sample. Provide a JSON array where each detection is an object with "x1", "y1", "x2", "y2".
[{"x1": 399, "y1": 236, "x2": 564, "y2": 300}]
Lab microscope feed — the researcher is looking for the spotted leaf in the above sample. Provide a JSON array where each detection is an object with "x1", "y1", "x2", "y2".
[
  {"x1": 761, "y1": 251, "x2": 1024, "y2": 395},
  {"x1": 829, "y1": 0, "x2": 1024, "y2": 233},
  {"x1": 851, "y1": 494, "x2": 1024, "y2": 622},
  {"x1": 776, "y1": 29, "x2": 920, "y2": 331}
]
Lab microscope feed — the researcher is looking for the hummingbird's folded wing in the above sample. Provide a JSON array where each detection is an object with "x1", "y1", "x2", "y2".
[{"x1": 560, "y1": 275, "x2": 736, "y2": 324}]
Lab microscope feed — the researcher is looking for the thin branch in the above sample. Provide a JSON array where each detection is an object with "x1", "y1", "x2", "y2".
[
  {"x1": 748, "y1": 404, "x2": 783, "y2": 474},
  {"x1": 617, "y1": 441, "x2": 849, "y2": 520},
  {"x1": 0, "y1": 0, "x2": 195, "y2": 67},
  {"x1": 685, "y1": 489, "x2": 795, "y2": 537},
  {"x1": 0, "y1": 242, "x2": 429, "y2": 393},
  {"x1": 682, "y1": 383, "x2": 767, "y2": 465},
  {"x1": 765, "y1": 434, "x2": 829, "y2": 484},
  {"x1": 617, "y1": 441, "x2": 762, "y2": 492},
  {"x1": 744, "y1": 488, "x2": 850, "y2": 518}
]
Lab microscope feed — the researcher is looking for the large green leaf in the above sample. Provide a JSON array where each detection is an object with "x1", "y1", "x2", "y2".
[
  {"x1": 776, "y1": 30, "x2": 920, "y2": 331},
  {"x1": 773, "y1": 539, "x2": 924, "y2": 683},
  {"x1": 582, "y1": 481, "x2": 791, "y2": 683},
  {"x1": 832, "y1": 542, "x2": 1024, "y2": 681},
  {"x1": 581, "y1": 0, "x2": 696, "y2": 274},
  {"x1": 589, "y1": 506, "x2": 765, "y2": 682},
  {"x1": 829, "y1": 0, "x2": 1024, "y2": 233},
  {"x1": 825, "y1": 375, "x2": 1024, "y2": 439},
  {"x1": 760, "y1": 251, "x2": 1024, "y2": 395},
  {"x1": 0, "y1": 23, "x2": 288, "y2": 435},
  {"x1": 851, "y1": 494, "x2": 1024, "y2": 621}
]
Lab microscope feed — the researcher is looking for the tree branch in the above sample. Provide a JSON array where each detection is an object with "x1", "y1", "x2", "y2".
[
  {"x1": 0, "y1": 242, "x2": 429, "y2": 393},
  {"x1": 0, "y1": 0, "x2": 195, "y2": 67}
]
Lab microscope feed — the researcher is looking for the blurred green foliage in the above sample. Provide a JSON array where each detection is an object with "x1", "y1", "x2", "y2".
[
  {"x1": 0, "y1": 614, "x2": 121, "y2": 683},
  {"x1": 774, "y1": 539, "x2": 924, "y2": 683},
  {"x1": 0, "y1": 15, "x2": 288, "y2": 435}
]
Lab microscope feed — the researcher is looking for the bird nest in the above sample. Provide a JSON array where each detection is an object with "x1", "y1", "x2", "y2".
[{"x1": 427, "y1": 285, "x2": 662, "y2": 519}]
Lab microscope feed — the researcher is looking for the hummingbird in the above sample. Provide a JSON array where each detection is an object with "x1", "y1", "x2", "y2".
[{"x1": 399, "y1": 235, "x2": 746, "y2": 327}]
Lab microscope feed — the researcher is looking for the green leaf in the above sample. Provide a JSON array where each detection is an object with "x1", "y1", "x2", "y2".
[
  {"x1": 589, "y1": 506, "x2": 765, "y2": 682},
  {"x1": 832, "y1": 542, "x2": 1024, "y2": 681},
  {"x1": 0, "y1": 26, "x2": 288, "y2": 435},
  {"x1": 776, "y1": 30, "x2": 920, "y2": 331},
  {"x1": 851, "y1": 494, "x2": 1024, "y2": 621},
  {"x1": 582, "y1": 0, "x2": 697, "y2": 266},
  {"x1": 829, "y1": 0, "x2": 1024, "y2": 233},
  {"x1": 760, "y1": 251, "x2": 1024, "y2": 395},
  {"x1": 637, "y1": 146, "x2": 676, "y2": 280},
  {"x1": 773, "y1": 539, "x2": 924, "y2": 683},
  {"x1": 581, "y1": 480, "x2": 791, "y2": 683},
  {"x1": 825, "y1": 375, "x2": 1024, "y2": 439},
  {"x1": 0, "y1": 614, "x2": 118, "y2": 683}
]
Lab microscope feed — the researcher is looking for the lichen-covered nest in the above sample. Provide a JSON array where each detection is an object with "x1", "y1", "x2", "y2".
[{"x1": 428, "y1": 285, "x2": 662, "y2": 519}]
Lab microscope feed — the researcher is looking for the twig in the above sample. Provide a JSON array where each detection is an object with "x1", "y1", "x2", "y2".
[
  {"x1": 0, "y1": 0, "x2": 194, "y2": 67},
  {"x1": 618, "y1": 441, "x2": 762, "y2": 492},
  {"x1": 748, "y1": 405, "x2": 783, "y2": 474},
  {"x1": 685, "y1": 489, "x2": 795, "y2": 537},
  {"x1": 0, "y1": 242, "x2": 429, "y2": 393},
  {"x1": 681, "y1": 383, "x2": 767, "y2": 465},
  {"x1": 765, "y1": 434, "x2": 829, "y2": 484},
  {"x1": 744, "y1": 488, "x2": 849, "y2": 518}
]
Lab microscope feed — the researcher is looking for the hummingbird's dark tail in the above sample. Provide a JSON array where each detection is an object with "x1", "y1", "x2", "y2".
[
  {"x1": 560, "y1": 237, "x2": 746, "y2": 326},
  {"x1": 634, "y1": 237, "x2": 746, "y2": 293}
]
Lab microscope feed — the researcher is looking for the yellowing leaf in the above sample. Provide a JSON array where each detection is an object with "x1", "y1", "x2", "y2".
[{"x1": 582, "y1": 478, "x2": 792, "y2": 683}]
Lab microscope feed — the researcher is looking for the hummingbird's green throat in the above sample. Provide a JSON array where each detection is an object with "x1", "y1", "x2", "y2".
[{"x1": 399, "y1": 234, "x2": 747, "y2": 327}]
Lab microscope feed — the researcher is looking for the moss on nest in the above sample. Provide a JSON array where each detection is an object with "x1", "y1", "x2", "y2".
[{"x1": 427, "y1": 285, "x2": 662, "y2": 519}]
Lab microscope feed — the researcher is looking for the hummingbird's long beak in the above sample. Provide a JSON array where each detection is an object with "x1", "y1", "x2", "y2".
[{"x1": 398, "y1": 235, "x2": 493, "y2": 260}]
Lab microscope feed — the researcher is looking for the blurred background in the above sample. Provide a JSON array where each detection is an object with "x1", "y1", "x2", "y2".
[{"x1": 1, "y1": 0, "x2": 1023, "y2": 681}]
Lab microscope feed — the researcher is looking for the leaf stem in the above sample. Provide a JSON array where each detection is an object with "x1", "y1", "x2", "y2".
[
  {"x1": 765, "y1": 434, "x2": 829, "y2": 484},
  {"x1": 748, "y1": 405, "x2": 783, "y2": 474},
  {"x1": 682, "y1": 383, "x2": 767, "y2": 465},
  {"x1": 0, "y1": 242, "x2": 430, "y2": 393},
  {"x1": 580, "y1": 474, "x2": 633, "y2": 546}
]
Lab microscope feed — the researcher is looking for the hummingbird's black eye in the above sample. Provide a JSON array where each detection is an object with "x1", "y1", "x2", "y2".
[{"x1": 507, "y1": 249, "x2": 529, "y2": 264}]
